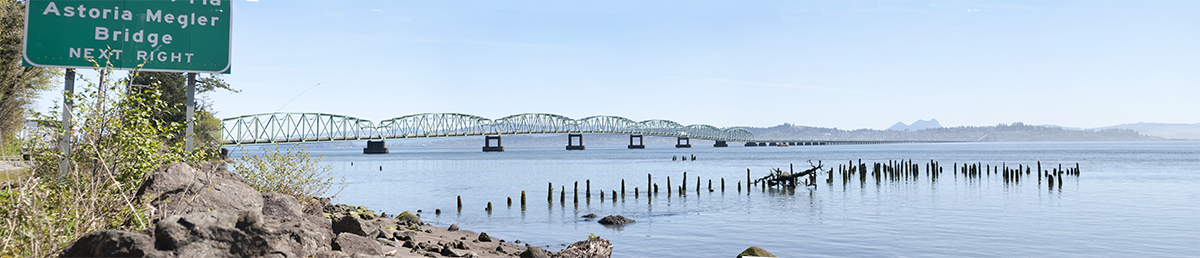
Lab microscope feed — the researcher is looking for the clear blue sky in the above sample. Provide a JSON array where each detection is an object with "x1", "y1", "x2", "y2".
[{"x1": 48, "y1": 0, "x2": 1200, "y2": 129}]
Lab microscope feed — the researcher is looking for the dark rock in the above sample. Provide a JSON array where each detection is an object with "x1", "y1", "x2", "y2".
[
  {"x1": 333, "y1": 215, "x2": 381, "y2": 237},
  {"x1": 261, "y1": 193, "x2": 303, "y2": 218},
  {"x1": 264, "y1": 214, "x2": 335, "y2": 256},
  {"x1": 333, "y1": 232, "x2": 384, "y2": 256},
  {"x1": 737, "y1": 246, "x2": 777, "y2": 257},
  {"x1": 441, "y1": 247, "x2": 464, "y2": 257},
  {"x1": 552, "y1": 237, "x2": 613, "y2": 258},
  {"x1": 447, "y1": 223, "x2": 460, "y2": 231},
  {"x1": 477, "y1": 232, "x2": 492, "y2": 242},
  {"x1": 377, "y1": 237, "x2": 397, "y2": 247},
  {"x1": 464, "y1": 252, "x2": 481, "y2": 258},
  {"x1": 403, "y1": 240, "x2": 417, "y2": 248},
  {"x1": 312, "y1": 250, "x2": 349, "y2": 258},
  {"x1": 519, "y1": 246, "x2": 551, "y2": 258},
  {"x1": 453, "y1": 240, "x2": 470, "y2": 249},
  {"x1": 495, "y1": 245, "x2": 506, "y2": 253},
  {"x1": 397, "y1": 211, "x2": 423, "y2": 225},
  {"x1": 424, "y1": 243, "x2": 443, "y2": 253},
  {"x1": 597, "y1": 215, "x2": 635, "y2": 225},
  {"x1": 324, "y1": 203, "x2": 357, "y2": 214},
  {"x1": 581, "y1": 213, "x2": 598, "y2": 218},
  {"x1": 394, "y1": 231, "x2": 418, "y2": 241},
  {"x1": 61, "y1": 230, "x2": 157, "y2": 257}
]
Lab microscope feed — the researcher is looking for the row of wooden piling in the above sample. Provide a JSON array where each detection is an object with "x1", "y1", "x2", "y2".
[
  {"x1": 455, "y1": 160, "x2": 1081, "y2": 212},
  {"x1": 827, "y1": 159, "x2": 1080, "y2": 190}
]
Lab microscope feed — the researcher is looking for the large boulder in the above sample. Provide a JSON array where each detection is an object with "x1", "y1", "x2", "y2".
[
  {"x1": 60, "y1": 230, "x2": 158, "y2": 257},
  {"x1": 150, "y1": 211, "x2": 270, "y2": 257},
  {"x1": 552, "y1": 237, "x2": 613, "y2": 258},
  {"x1": 136, "y1": 162, "x2": 263, "y2": 223}
]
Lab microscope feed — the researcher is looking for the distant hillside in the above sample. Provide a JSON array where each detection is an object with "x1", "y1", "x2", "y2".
[
  {"x1": 1090, "y1": 122, "x2": 1200, "y2": 140},
  {"x1": 739, "y1": 122, "x2": 1159, "y2": 142},
  {"x1": 888, "y1": 119, "x2": 943, "y2": 131}
]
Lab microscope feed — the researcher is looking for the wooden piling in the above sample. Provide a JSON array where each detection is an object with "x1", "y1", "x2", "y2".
[
  {"x1": 667, "y1": 176, "x2": 672, "y2": 194},
  {"x1": 612, "y1": 190, "x2": 617, "y2": 201},
  {"x1": 721, "y1": 178, "x2": 725, "y2": 192},
  {"x1": 574, "y1": 181, "x2": 578, "y2": 203},
  {"x1": 548, "y1": 183, "x2": 553, "y2": 203},
  {"x1": 560, "y1": 186, "x2": 565, "y2": 204},
  {"x1": 648, "y1": 173, "x2": 652, "y2": 194},
  {"x1": 457, "y1": 195, "x2": 462, "y2": 210},
  {"x1": 696, "y1": 176, "x2": 701, "y2": 192},
  {"x1": 507, "y1": 197, "x2": 512, "y2": 206},
  {"x1": 621, "y1": 179, "x2": 626, "y2": 198},
  {"x1": 747, "y1": 169, "x2": 751, "y2": 187},
  {"x1": 487, "y1": 202, "x2": 492, "y2": 212},
  {"x1": 635, "y1": 187, "x2": 639, "y2": 198},
  {"x1": 586, "y1": 180, "x2": 591, "y2": 198},
  {"x1": 521, "y1": 191, "x2": 526, "y2": 206},
  {"x1": 654, "y1": 183, "x2": 659, "y2": 193}
]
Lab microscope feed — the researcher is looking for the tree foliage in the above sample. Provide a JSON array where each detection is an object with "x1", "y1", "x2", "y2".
[
  {"x1": 0, "y1": 0, "x2": 59, "y2": 155},
  {"x1": 128, "y1": 72, "x2": 238, "y2": 150}
]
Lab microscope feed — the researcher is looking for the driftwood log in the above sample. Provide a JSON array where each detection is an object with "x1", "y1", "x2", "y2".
[{"x1": 754, "y1": 160, "x2": 826, "y2": 188}]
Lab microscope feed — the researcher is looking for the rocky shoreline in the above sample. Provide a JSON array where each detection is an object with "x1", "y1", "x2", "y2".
[{"x1": 60, "y1": 162, "x2": 612, "y2": 258}]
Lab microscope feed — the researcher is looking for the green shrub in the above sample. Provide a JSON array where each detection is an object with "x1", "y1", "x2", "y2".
[
  {"x1": 0, "y1": 64, "x2": 211, "y2": 257},
  {"x1": 230, "y1": 144, "x2": 344, "y2": 211}
]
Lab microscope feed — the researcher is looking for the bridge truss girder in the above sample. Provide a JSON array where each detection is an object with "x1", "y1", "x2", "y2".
[{"x1": 221, "y1": 112, "x2": 753, "y2": 145}]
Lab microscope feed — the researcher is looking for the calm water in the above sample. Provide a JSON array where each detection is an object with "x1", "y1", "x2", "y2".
[{"x1": 234, "y1": 141, "x2": 1200, "y2": 257}]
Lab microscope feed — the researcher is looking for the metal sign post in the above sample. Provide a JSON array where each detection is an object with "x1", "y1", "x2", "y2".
[
  {"x1": 185, "y1": 73, "x2": 196, "y2": 150},
  {"x1": 58, "y1": 68, "x2": 74, "y2": 176}
]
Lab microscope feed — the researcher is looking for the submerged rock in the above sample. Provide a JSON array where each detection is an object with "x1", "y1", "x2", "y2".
[
  {"x1": 737, "y1": 246, "x2": 776, "y2": 257},
  {"x1": 597, "y1": 215, "x2": 635, "y2": 225}
]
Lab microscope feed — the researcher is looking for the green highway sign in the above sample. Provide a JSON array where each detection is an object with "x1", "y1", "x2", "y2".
[{"x1": 23, "y1": 0, "x2": 231, "y2": 73}]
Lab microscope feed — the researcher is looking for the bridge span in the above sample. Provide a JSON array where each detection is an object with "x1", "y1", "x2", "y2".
[{"x1": 219, "y1": 112, "x2": 948, "y2": 152}]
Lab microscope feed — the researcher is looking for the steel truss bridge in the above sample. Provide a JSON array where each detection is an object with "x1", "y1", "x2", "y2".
[{"x1": 220, "y1": 112, "x2": 755, "y2": 145}]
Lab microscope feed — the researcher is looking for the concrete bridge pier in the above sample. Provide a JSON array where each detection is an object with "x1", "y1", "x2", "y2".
[
  {"x1": 675, "y1": 137, "x2": 691, "y2": 148},
  {"x1": 483, "y1": 135, "x2": 504, "y2": 152},
  {"x1": 714, "y1": 140, "x2": 728, "y2": 147},
  {"x1": 363, "y1": 140, "x2": 388, "y2": 154},
  {"x1": 628, "y1": 135, "x2": 645, "y2": 149},
  {"x1": 744, "y1": 142, "x2": 757, "y2": 147},
  {"x1": 566, "y1": 134, "x2": 585, "y2": 150}
]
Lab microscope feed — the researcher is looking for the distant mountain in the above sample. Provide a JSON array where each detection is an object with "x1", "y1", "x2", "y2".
[
  {"x1": 1090, "y1": 122, "x2": 1200, "y2": 140},
  {"x1": 739, "y1": 122, "x2": 1158, "y2": 142},
  {"x1": 887, "y1": 119, "x2": 943, "y2": 131}
]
